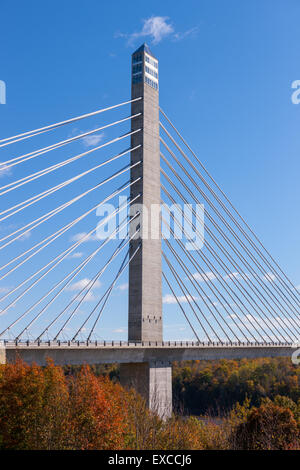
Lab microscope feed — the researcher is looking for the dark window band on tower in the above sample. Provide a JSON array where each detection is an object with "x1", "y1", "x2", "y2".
[
  {"x1": 132, "y1": 64, "x2": 142, "y2": 74},
  {"x1": 132, "y1": 54, "x2": 143, "y2": 64},
  {"x1": 132, "y1": 75, "x2": 142, "y2": 84}
]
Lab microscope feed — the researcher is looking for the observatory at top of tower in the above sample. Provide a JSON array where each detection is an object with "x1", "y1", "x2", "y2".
[
  {"x1": 132, "y1": 42, "x2": 157, "y2": 59},
  {"x1": 132, "y1": 43, "x2": 158, "y2": 90}
]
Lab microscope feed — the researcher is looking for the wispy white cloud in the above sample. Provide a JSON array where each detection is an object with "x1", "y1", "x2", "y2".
[
  {"x1": 116, "y1": 16, "x2": 173, "y2": 45},
  {"x1": 117, "y1": 283, "x2": 128, "y2": 291},
  {"x1": 67, "y1": 278, "x2": 101, "y2": 292},
  {"x1": 164, "y1": 323, "x2": 187, "y2": 329},
  {"x1": 67, "y1": 127, "x2": 105, "y2": 148},
  {"x1": 239, "y1": 272, "x2": 252, "y2": 281},
  {"x1": 263, "y1": 272, "x2": 276, "y2": 283},
  {"x1": 116, "y1": 16, "x2": 198, "y2": 46},
  {"x1": 173, "y1": 26, "x2": 199, "y2": 42},
  {"x1": 0, "y1": 223, "x2": 16, "y2": 233},
  {"x1": 163, "y1": 293, "x2": 198, "y2": 304},
  {"x1": 0, "y1": 286, "x2": 10, "y2": 294},
  {"x1": 18, "y1": 231, "x2": 31, "y2": 242},
  {"x1": 163, "y1": 294, "x2": 176, "y2": 304},
  {"x1": 113, "y1": 328, "x2": 126, "y2": 333},
  {"x1": 0, "y1": 163, "x2": 12, "y2": 179},
  {"x1": 82, "y1": 132, "x2": 104, "y2": 148},
  {"x1": 75, "y1": 291, "x2": 97, "y2": 303},
  {"x1": 223, "y1": 272, "x2": 240, "y2": 281},
  {"x1": 67, "y1": 278, "x2": 101, "y2": 303},
  {"x1": 69, "y1": 252, "x2": 84, "y2": 259},
  {"x1": 70, "y1": 232, "x2": 98, "y2": 243},
  {"x1": 192, "y1": 271, "x2": 216, "y2": 282}
]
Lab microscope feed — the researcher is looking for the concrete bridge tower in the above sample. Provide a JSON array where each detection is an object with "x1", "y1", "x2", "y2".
[
  {"x1": 120, "y1": 44, "x2": 172, "y2": 418},
  {"x1": 128, "y1": 43, "x2": 162, "y2": 342}
]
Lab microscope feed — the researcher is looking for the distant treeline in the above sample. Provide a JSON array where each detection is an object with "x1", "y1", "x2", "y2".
[
  {"x1": 172, "y1": 357, "x2": 300, "y2": 415},
  {"x1": 64, "y1": 356, "x2": 300, "y2": 416}
]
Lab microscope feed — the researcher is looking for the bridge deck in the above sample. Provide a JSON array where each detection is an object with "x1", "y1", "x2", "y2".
[{"x1": 1, "y1": 341, "x2": 298, "y2": 366}]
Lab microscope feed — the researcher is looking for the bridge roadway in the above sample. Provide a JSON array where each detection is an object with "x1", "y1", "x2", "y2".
[{"x1": 0, "y1": 341, "x2": 298, "y2": 366}]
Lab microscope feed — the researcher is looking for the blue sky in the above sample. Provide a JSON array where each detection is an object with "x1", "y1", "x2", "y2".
[{"x1": 0, "y1": 1, "x2": 299, "y2": 341}]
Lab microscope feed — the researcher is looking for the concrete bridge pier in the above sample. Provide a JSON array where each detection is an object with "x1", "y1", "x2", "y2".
[
  {"x1": 0, "y1": 346, "x2": 5, "y2": 364},
  {"x1": 120, "y1": 361, "x2": 172, "y2": 419}
]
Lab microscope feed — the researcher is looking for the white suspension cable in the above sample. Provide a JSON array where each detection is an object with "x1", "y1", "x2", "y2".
[
  {"x1": 0, "y1": 177, "x2": 138, "y2": 274},
  {"x1": 160, "y1": 137, "x2": 300, "y2": 322},
  {"x1": 0, "y1": 113, "x2": 141, "y2": 171},
  {"x1": 163, "y1": 241, "x2": 228, "y2": 343},
  {"x1": 54, "y1": 244, "x2": 128, "y2": 341},
  {"x1": 162, "y1": 212, "x2": 254, "y2": 342},
  {"x1": 73, "y1": 245, "x2": 140, "y2": 342},
  {"x1": 0, "y1": 158, "x2": 140, "y2": 251},
  {"x1": 161, "y1": 168, "x2": 299, "y2": 338},
  {"x1": 0, "y1": 145, "x2": 140, "y2": 224},
  {"x1": 161, "y1": 202, "x2": 278, "y2": 343},
  {"x1": 0, "y1": 128, "x2": 58, "y2": 149},
  {"x1": 16, "y1": 225, "x2": 137, "y2": 341},
  {"x1": 0, "y1": 194, "x2": 140, "y2": 312},
  {"x1": 163, "y1": 251, "x2": 216, "y2": 342},
  {"x1": 162, "y1": 271, "x2": 200, "y2": 342},
  {"x1": 54, "y1": 233, "x2": 139, "y2": 341},
  {"x1": 38, "y1": 238, "x2": 131, "y2": 341},
  {"x1": 0, "y1": 175, "x2": 141, "y2": 282},
  {"x1": 1, "y1": 247, "x2": 97, "y2": 338},
  {"x1": 0, "y1": 129, "x2": 141, "y2": 197},
  {"x1": 160, "y1": 110, "x2": 300, "y2": 309},
  {"x1": 86, "y1": 251, "x2": 131, "y2": 341},
  {"x1": 1, "y1": 214, "x2": 137, "y2": 338},
  {"x1": 0, "y1": 97, "x2": 142, "y2": 147}
]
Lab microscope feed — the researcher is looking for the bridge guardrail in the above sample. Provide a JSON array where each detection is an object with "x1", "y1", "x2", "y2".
[{"x1": 1, "y1": 340, "x2": 296, "y2": 348}]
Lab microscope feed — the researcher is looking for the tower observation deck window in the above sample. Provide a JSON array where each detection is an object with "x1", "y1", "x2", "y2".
[
  {"x1": 145, "y1": 76, "x2": 158, "y2": 90},
  {"x1": 132, "y1": 54, "x2": 143, "y2": 64},
  {"x1": 145, "y1": 55, "x2": 158, "y2": 69},
  {"x1": 132, "y1": 74, "x2": 142, "y2": 84},
  {"x1": 132, "y1": 64, "x2": 142, "y2": 74},
  {"x1": 145, "y1": 65, "x2": 158, "y2": 79}
]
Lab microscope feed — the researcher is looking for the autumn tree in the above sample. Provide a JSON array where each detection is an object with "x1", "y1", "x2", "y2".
[
  {"x1": 232, "y1": 403, "x2": 299, "y2": 450},
  {"x1": 0, "y1": 361, "x2": 131, "y2": 450},
  {"x1": 67, "y1": 365, "x2": 129, "y2": 449},
  {"x1": 0, "y1": 359, "x2": 70, "y2": 449}
]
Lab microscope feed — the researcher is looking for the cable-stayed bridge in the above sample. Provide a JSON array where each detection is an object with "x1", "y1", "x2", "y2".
[{"x1": 0, "y1": 44, "x2": 299, "y2": 416}]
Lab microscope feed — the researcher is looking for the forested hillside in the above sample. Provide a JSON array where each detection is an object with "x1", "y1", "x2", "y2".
[{"x1": 0, "y1": 358, "x2": 299, "y2": 450}]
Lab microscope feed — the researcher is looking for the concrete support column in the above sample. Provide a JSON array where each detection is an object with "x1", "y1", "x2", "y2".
[
  {"x1": 120, "y1": 361, "x2": 172, "y2": 419},
  {"x1": 0, "y1": 345, "x2": 6, "y2": 364}
]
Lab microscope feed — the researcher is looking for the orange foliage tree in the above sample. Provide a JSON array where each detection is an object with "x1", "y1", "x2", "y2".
[
  {"x1": 232, "y1": 403, "x2": 299, "y2": 450},
  {"x1": 0, "y1": 359, "x2": 70, "y2": 449},
  {"x1": 0, "y1": 360, "x2": 130, "y2": 450},
  {"x1": 67, "y1": 365, "x2": 130, "y2": 449}
]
